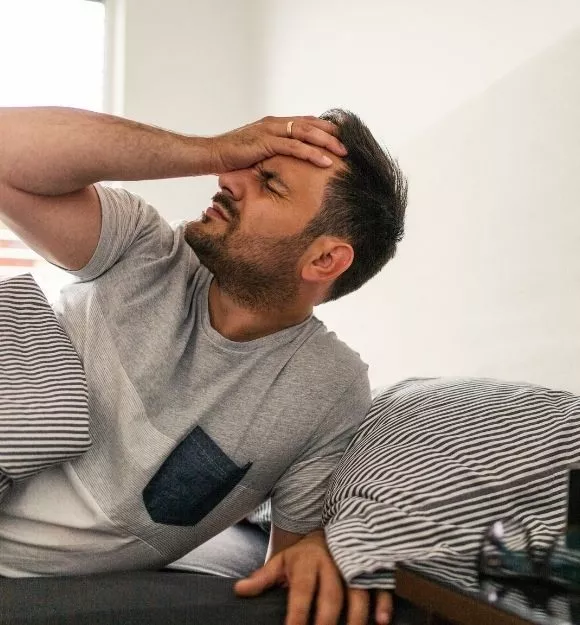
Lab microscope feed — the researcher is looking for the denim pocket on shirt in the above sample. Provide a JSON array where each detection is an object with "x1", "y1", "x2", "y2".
[{"x1": 143, "y1": 426, "x2": 252, "y2": 526}]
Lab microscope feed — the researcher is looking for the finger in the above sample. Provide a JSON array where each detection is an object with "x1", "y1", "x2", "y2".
[
  {"x1": 285, "y1": 566, "x2": 318, "y2": 625},
  {"x1": 296, "y1": 116, "x2": 342, "y2": 138},
  {"x1": 345, "y1": 588, "x2": 370, "y2": 625},
  {"x1": 288, "y1": 122, "x2": 347, "y2": 157},
  {"x1": 374, "y1": 591, "x2": 393, "y2": 625},
  {"x1": 268, "y1": 138, "x2": 335, "y2": 168},
  {"x1": 234, "y1": 558, "x2": 284, "y2": 597},
  {"x1": 313, "y1": 564, "x2": 343, "y2": 625},
  {"x1": 272, "y1": 116, "x2": 340, "y2": 137}
]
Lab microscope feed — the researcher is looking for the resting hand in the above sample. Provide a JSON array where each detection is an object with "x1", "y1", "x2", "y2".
[
  {"x1": 207, "y1": 116, "x2": 347, "y2": 173},
  {"x1": 234, "y1": 529, "x2": 393, "y2": 625}
]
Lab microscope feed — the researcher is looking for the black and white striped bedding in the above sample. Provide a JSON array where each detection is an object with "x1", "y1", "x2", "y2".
[
  {"x1": 0, "y1": 273, "x2": 91, "y2": 501},
  {"x1": 322, "y1": 377, "x2": 580, "y2": 589}
]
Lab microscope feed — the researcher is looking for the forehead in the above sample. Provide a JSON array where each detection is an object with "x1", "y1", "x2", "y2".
[{"x1": 262, "y1": 153, "x2": 345, "y2": 201}]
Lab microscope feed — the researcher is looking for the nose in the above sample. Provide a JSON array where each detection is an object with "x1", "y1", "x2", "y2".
[{"x1": 217, "y1": 169, "x2": 252, "y2": 202}]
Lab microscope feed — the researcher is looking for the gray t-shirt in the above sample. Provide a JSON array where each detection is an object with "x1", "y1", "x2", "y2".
[{"x1": 0, "y1": 184, "x2": 371, "y2": 576}]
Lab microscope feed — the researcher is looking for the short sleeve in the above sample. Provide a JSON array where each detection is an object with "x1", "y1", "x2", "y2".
[
  {"x1": 270, "y1": 372, "x2": 371, "y2": 535},
  {"x1": 68, "y1": 184, "x2": 176, "y2": 282}
]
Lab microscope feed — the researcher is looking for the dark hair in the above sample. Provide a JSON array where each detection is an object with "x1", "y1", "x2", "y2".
[{"x1": 302, "y1": 109, "x2": 408, "y2": 302}]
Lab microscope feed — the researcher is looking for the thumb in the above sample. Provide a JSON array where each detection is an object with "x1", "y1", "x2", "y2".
[{"x1": 234, "y1": 556, "x2": 284, "y2": 597}]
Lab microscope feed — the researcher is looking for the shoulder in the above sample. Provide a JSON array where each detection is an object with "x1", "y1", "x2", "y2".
[
  {"x1": 96, "y1": 185, "x2": 200, "y2": 274},
  {"x1": 287, "y1": 320, "x2": 371, "y2": 429},
  {"x1": 97, "y1": 184, "x2": 177, "y2": 251},
  {"x1": 295, "y1": 319, "x2": 369, "y2": 386}
]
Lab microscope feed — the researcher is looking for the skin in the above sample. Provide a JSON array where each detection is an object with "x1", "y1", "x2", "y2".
[
  {"x1": 236, "y1": 530, "x2": 394, "y2": 625},
  {"x1": 0, "y1": 108, "x2": 393, "y2": 624}
]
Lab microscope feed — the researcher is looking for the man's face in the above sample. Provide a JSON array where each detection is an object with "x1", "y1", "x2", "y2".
[{"x1": 184, "y1": 154, "x2": 343, "y2": 310}]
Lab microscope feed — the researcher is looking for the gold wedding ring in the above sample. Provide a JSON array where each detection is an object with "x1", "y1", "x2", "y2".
[{"x1": 286, "y1": 120, "x2": 294, "y2": 138}]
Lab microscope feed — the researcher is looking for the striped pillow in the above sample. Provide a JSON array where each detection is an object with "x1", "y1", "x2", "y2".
[
  {"x1": 0, "y1": 274, "x2": 91, "y2": 501},
  {"x1": 322, "y1": 377, "x2": 580, "y2": 589}
]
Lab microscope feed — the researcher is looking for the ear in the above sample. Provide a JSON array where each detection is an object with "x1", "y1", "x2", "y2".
[{"x1": 301, "y1": 238, "x2": 354, "y2": 285}]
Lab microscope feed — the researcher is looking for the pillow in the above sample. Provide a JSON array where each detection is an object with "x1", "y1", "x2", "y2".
[
  {"x1": 322, "y1": 377, "x2": 580, "y2": 589},
  {"x1": 0, "y1": 273, "x2": 91, "y2": 501}
]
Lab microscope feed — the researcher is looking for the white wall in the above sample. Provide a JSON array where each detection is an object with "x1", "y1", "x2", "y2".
[
  {"x1": 259, "y1": 0, "x2": 580, "y2": 146},
  {"x1": 321, "y1": 30, "x2": 580, "y2": 393},
  {"x1": 105, "y1": 0, "x2": 264, "y2": 222}
]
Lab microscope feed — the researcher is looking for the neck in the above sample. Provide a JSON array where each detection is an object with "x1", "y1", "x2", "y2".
[{"x1": 208, "y1": 280, "x2": 313, "y2": 342}]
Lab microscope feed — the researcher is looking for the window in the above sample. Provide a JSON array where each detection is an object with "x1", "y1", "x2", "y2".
[{"x1": 0, "y1": 0, "x2": 105, "y2": 301}]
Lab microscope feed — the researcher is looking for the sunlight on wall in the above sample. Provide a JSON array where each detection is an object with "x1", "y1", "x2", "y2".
[{"x1": 0, "y1": 0, "x2": 105, "y2": 301}]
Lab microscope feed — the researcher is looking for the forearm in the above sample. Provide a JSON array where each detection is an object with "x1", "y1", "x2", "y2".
[{"x1": 0, "y1": 107, "x2": 213, "y2": 196}]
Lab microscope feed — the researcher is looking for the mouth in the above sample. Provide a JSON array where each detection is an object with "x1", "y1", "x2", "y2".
[{"x1": 205, "y1": 203, "x2": 229, "y2": 222}]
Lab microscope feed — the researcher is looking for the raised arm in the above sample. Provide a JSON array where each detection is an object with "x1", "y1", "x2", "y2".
[{"x1": 0, "y1": 107, "x2": 345, "y2": 270}]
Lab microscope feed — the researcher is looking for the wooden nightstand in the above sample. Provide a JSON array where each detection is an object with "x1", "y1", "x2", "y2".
[{"x1": 395, "y1": 563, "x2": 580, "y2": 625}]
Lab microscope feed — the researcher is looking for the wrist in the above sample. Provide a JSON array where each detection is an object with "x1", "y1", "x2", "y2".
[
  {"x1": 305, "y1": 529, "x2": 326, "y2": 543},
  {"x1": 186, "y1": 135, "x2": 220, "y2": 176}
]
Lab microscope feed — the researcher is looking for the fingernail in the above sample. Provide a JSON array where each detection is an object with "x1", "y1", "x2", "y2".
[
  {"x1": 322, "y1": 155, "x2": 333, "y2": 166},
  {"x1": 376, "y1": 611, "x2": 390, "y2": 624}
]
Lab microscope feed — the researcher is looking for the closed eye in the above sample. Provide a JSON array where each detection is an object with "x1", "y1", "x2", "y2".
[
  {"x1": 254, "y1": 166, "x2": 288, "y2": 198},
  {"x1": 254, "y1": 167, "x2": 277, "y2": 194}
]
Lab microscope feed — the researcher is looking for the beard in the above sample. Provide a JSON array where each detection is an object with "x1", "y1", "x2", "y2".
[{"x1": 184, "y1": 211, "x2": 313, "y2": 312}]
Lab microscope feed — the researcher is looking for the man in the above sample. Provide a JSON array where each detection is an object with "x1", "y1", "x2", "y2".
[{"x1": 0, "y1": 107, "x2": 406, "y2": 624}]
